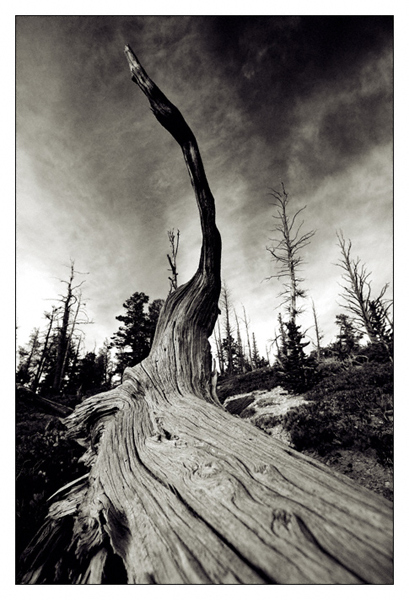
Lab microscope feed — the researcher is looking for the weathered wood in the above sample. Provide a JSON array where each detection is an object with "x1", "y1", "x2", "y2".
[{"x1": 18, "y1": 46, "x2": 393, "y2": 585}]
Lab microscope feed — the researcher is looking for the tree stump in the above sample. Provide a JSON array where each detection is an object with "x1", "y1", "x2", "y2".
[{"x1": 18, "y1": 45, "x2": 393, "y2": 585}]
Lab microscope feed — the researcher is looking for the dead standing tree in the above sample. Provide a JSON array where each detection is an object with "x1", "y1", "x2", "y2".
[
  {"x1": 267, "y1": 183, "x2": 315, "y2": 322},
  {"x1": 52, "y1": 261, "x2": 89, "y2": 393},
  {"x1": 167, "y1": 228, "x2": 180, "y2": 293},
  {"x1": 336, "y1": 231, "x2": 393, "y2": 360},
  {"x1": 19, "y1": 46, "x2": 392, "y2": 584}
]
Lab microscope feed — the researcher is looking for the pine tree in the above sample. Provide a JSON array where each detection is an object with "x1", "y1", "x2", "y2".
[
  {"x1": 220, "y1": 286, "x2": 235, "y2": 374},
  {"x1": 97, "y1": 339, "x2": 114, "y2": 387},
  {"x1": 276, "y1": 320, "x2": 314, "y2": 393},
  {"x1": 234, "y1": 310, "x2": 246, "y2": 373},
  {"x1": 334, "y1": 313, "x2": 363, "y2": 361},
  {"x1": 16, "y1": 328, "x2": 41, "y2": 386},
  {"x1": 111, "y1": 292, "x2": 164, "y2": 372}
]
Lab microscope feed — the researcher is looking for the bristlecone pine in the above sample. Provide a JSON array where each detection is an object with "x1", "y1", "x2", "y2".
[{"x1": 18, "y1": 45, "x2": 393, "y2": 585}]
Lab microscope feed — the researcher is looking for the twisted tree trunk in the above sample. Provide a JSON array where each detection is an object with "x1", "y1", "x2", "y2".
[{"x1": 18, "y1": 46, "x2": 393, "y2": 585}]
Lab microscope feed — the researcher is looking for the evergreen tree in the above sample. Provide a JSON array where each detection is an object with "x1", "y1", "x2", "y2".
[
  {"x1": 220, "y1": 286, "x2": 235, "y2": 374},
  {"x1": 97, "y1": 339, "x2": 114, "y2": 387},
  {"x1": 74, "y1": 352, "x2": 106, "y2": 394},
  {"x1": 276, "y1": 320, "x2": 315, "y2": 393},
  {"x1": 234, "y1": 311, "x2": 246, "y2": 373},
  {"x1": 111, "y1": 292, "x2": 164, "y2": 372},
  {"x1": 250, "y1": 333, "x2": 268, "y2": 370},
  {"x1": 251, "y1": 332, "x2": 261, "y2": 368},
  {"x1": 367, "y1": 298, "x2": 393, "y2": 361},
  {"x1": 333, "y1": 313, "x2": 363, "y2": 360},
  {"x1": 147, "y1": 299, "x2": 165, "y2": 346},
  {"x1": 16, "y1": 328, "x2": 41, "y2": 386}
]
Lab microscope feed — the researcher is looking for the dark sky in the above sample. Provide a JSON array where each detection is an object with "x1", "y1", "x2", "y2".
[{"x1": 16, "y1": 15, "x2": 393, "y2": 357}]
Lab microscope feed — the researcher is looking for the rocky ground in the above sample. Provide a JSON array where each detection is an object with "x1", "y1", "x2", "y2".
[{"x1": 223, "y1": 387, "x2": 393, "y2": 502}]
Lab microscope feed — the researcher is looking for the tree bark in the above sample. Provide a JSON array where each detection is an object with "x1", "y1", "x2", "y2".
[{"x1": 18, "y1": 46, "x2": 393, "y2": 585}]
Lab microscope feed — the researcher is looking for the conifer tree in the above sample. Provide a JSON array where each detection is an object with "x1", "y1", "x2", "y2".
[
  {"x1": 16, "y1": 328, "x2": 41, "y2": 386},
  {"x1": 220, "y1": 285, "x2": 235, "y2": 374},
  {"x1": 234, "y1": 310, "x2": 246, "y2": 373},
  {"x1": 276, "y1": 320, "x2": 314, "y2": 393},
  {"x1": 334, "y1": 313, "x2": 363, "y2": 360},
  {"x1": 111, "y1": 292, "x2": 164, "y2": 372},
  {"x1": 251, "y1": 332, "x2": 261, "y2": 368}
]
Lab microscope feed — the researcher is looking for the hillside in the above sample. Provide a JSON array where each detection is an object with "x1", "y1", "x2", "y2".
[{"x1": 217, "y1": 363, "x2": 393, "y2": 501}]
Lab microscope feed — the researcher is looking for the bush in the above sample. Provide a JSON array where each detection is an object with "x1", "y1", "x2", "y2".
[
  {"x1": 282, "y1": 362, "x2": 393, "y2": 466},
  {"x1": 217, "y1": 367, "x2": 280, "y2": 402},
  {"x1": 16, "y1": 397, "x2": 85, "y2": 560}
]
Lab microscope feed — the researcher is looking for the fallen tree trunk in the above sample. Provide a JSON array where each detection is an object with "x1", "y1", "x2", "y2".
[
  {"x1": 17, "y1": 385, "x2": 73, "y2": 418},
  {"x1": 18, "y1": 46, "x2": 393, "y2": 585}
]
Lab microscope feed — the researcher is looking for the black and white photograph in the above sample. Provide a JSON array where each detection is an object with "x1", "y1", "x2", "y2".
[{"x1": 15, "y1": 13, "x2": 394, "y2": 585}]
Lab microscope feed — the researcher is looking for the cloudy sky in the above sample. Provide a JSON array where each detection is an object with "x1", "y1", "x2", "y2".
[{"x1": 16, "y1": 15, "x2": 393, "y2": 359}]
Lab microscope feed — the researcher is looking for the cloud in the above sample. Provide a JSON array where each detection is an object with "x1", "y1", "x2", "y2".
[{"x1": 16, "y1": 16, "x2": 393, "y2": 360}]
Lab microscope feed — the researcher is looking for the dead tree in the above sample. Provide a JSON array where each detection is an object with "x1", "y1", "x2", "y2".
[
  {"x1": 31, "y1": 308, "x2": 58, "y2": 393},
  {"x1": 242, "y1": 304, "x2": 254, "y2": 370},
  {"x1": 214, "y1": 318, "x2": 225, "y2": 375},
  {"x1": 167, "y1": 228, "x2": 180, "y2": 292},
  {"x1": 18, "y1": 46, "x2": 392, "y2": 585},
  {"x1": 336, "y1": 231, "x2": 393, "y2": 359},
  {"x1": 221, "y1": 285, "x2": 235, "y2": 374},
  {"x1": 52, "y1": 262, "x2": 88, "y2": 393},
  {"x1": 311, "y1": 299, "x2": 323, "y2": 361},
  {"x1": 267, "y1": 184, "x2": 315, "y2": 322}
]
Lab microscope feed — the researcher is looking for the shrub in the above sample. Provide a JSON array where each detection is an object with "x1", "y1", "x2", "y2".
[
  {"x1": 282, "y1": 362, "x2": 393, "y2": 466},
  {"x1": 253, "y1": 414, "x2": 282, "y2": 430},
  {"x1": 217, "y1": 367, "x2": 280, "y2": 402},
  {"x1": 16, "y1": 399, "x2": 85, "y2": 560}
]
